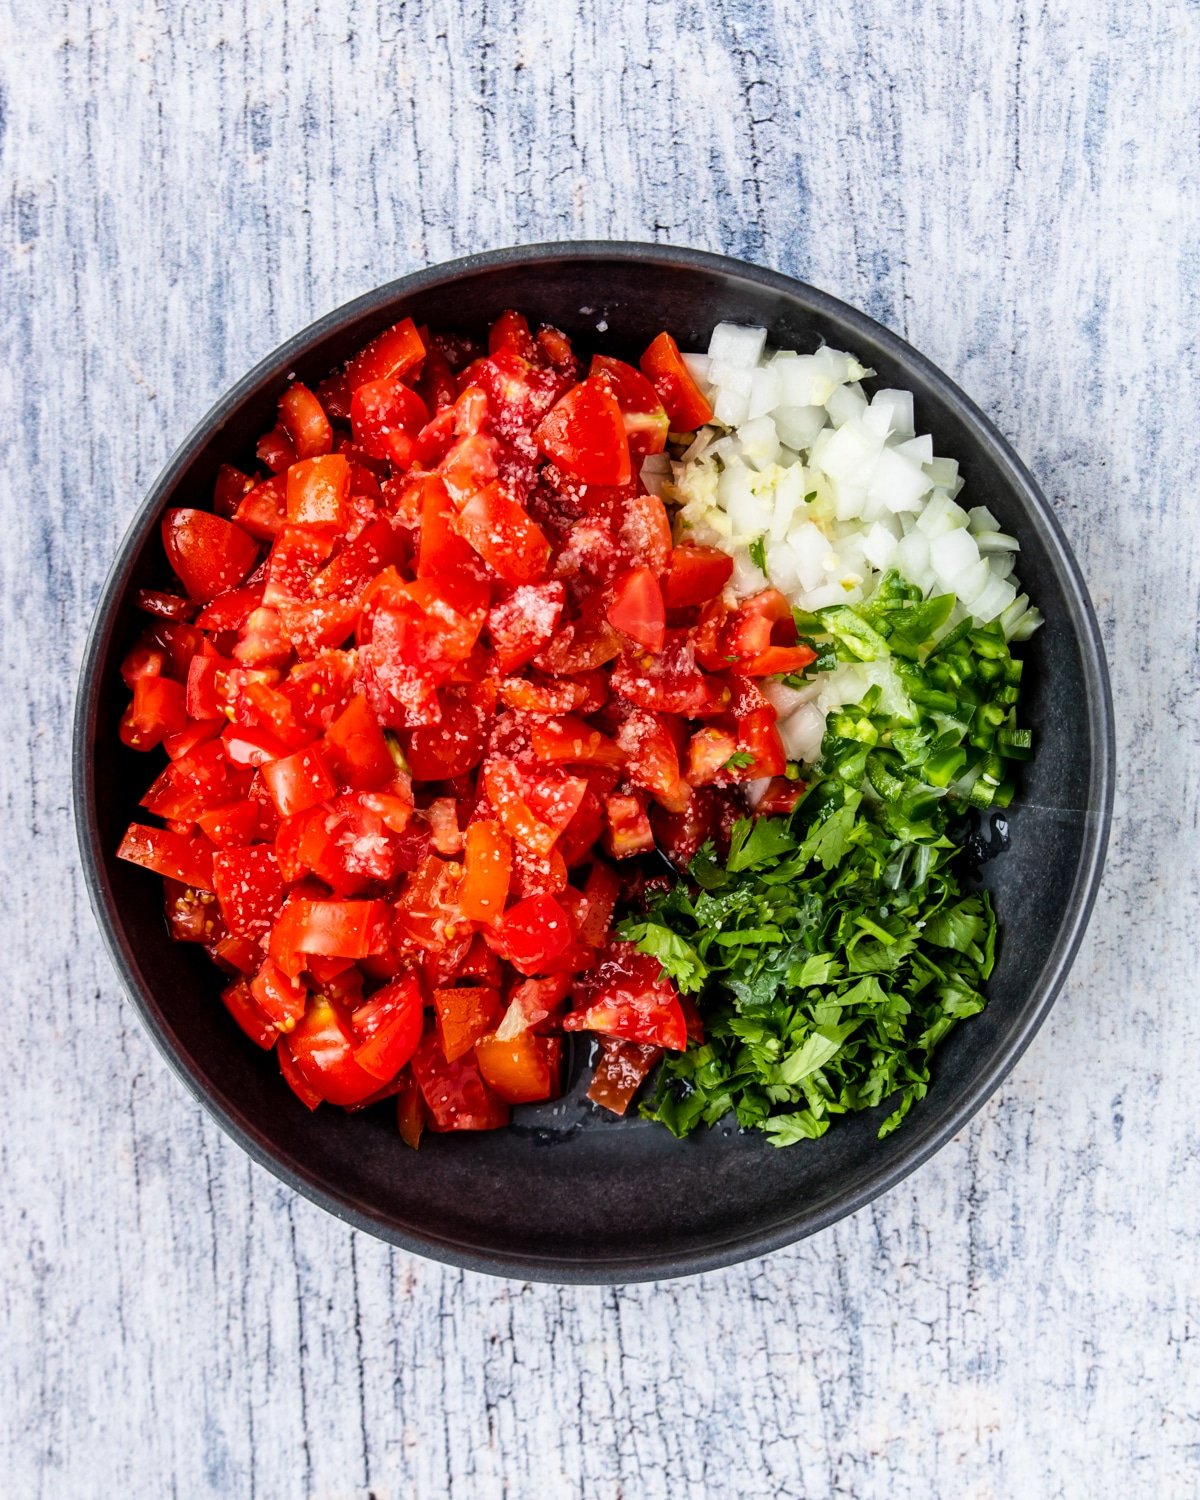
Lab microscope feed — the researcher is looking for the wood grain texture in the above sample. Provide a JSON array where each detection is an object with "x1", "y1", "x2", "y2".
[{"x1": 2, "y1": 0, "x2": 1198, "y2": 1494}]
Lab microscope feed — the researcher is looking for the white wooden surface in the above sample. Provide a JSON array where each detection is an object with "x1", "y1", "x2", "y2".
[{"x1": 2, "y1": 1, "x2": 1198, "y2": 1494}]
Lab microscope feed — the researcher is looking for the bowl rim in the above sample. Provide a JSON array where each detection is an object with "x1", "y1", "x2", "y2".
[{"x1": 73, "y1": 240, "x2": 1115, "y2": 1283}]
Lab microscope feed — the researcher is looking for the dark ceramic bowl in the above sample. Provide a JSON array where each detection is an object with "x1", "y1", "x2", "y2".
[{"x1": 75, "y1": 243, "x2": 1114, "y2": 1282}]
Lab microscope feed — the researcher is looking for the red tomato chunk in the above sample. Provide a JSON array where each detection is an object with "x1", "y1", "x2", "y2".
[{"x1": 116, "y1": 310, "x2": 794, "y2": 1135}]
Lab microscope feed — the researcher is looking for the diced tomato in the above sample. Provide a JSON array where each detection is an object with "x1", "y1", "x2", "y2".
[
  {"x1": 286, "y1": 454, "x2": 350, "y2": 529},
  {"x1": 607, "y1": 567, "x2": 665, "y2": 653},
  {"x1": 118, "y1": 823, "x2": 216, "y2": 891},
  {"x1": 350, "y1": 975, "x2": 424, "y2": 1080},
  {"x1": 738, "y1": 644, "x2": 818, "y2": 677},
  {"x1": 533, "y1": 377, "x2": 632, "y2": 486},
  {"x1": 564, "y1": 940, "x2": 687, "y2": 1050},
  {"x1": 410, "y1": 1032, "x2": 510, "y2": 1131},
  {"x1": 475, "y1": 1032, "x2": 561, "y2": 1104},
  {"x1": 120, "y1": 674, "x2": 188, "y2": 750},
  {"x1": 269, "y1": 898, "x2": 393, "y2": 977},
  {"x1": 222, "y1": 979, "x2": 277, "y2": 1050},
  {"x1": 311, "y1": 517, "x2": 407, "y2": 602},
  {"x1": 616, "y1": 710, "x2": 690, "y2": 813},
  {"x1": 602, "y1": 793, "x2": 653, "y2": 859},
  {"x1": 195, "y1": 798, "x2": 261, "y2": 849},
  {"x1": 395, "y1": 1071, "x2": 426, "y2": 1147},
  {"x1": 491, "y1": 893, "x2": 574, "y2": 976},
  {"x1": 684, "y1": 726, "x2": 739, "y2": 787},
  {"x1": 135, "y1": 589, "x2": 196, "y2": 622},
  {"x1": 322, "y1": 693, "x2": 394, "y2": 790},
  {"x1": 415, "y1": 472, "x2": 477, "y2": 579},
  {"x1": 486, "y1": 581, "x2": 565, "y2": 672},
  {"x1": 456, "y1": 481, "x2": 550, "y2": 585},
  {"x1": 234, "y1": 474, "x2": 288, "y2": 541},
  {"x1": 261, "y1": 745, "x2": 337, "y2": 817},
  {"x1": 164, "y1": 881, "x2": 225, "y2": 944},
  {"x1": 736, "y1": 705, "x2": 787, "y2": 779},
  {"x1": 639, "y1": 331, "x2": 713, "y2": 430},
  {"x1": 488, "y1": 309, "x2": 538, "y2": 361},
  {"x1": 279, "y1": 382, "x2": 333, "y2": 459},
  {"x1": 663, "y1": 543, "x2": 733, "y2": 608},
  {"x1": 257, "y1": 424, "x2": 297, "y2": 474},
  {"x1": 250, "y1": 958, "x2": 308, "y2": 1030},
  {"x1": 401, "y1": 691, "x2": 487, "y2": 781},
  {"x1": 610, "y1": 630, "x2": 725, "y2": 717},
  {"x1": 578, "y1": 860, "x2": 621, "y2": 947},
  {"x1": 459, "y1": 819, "x2": 512, "y2": 924},
  {"x1": 590, "y1": 355, "x2": 669, "y2": 457},
  {"x1": 345, "y1": 317, "x2": 425, "y2": 391},
  {"x1": 214, "y1": 464, "x2": 257, "y2": 518},
  {"x1": 617, "y1": 492, "x2": 673, "y2": 576},
  {"x1": 481, "y1": 758, "x2": 560, "y2": 856},
  {"x1": 586, "y1": 1038, "x2": 663, "y2": 1115},
  {"x1": 163, "y1": 509, "x2": 259, "y2": 602},
  {"x1": 350, "y1": 377, "x2": 429, "y2": 466},
  {"x1": 754, "y1": 776, "x2": 806, "y2": 816},
  {"x1": 213, "y1": 845, "x2": 284, "y2": 941},
  {"x1": 282, "y1": 998, "x2": 380, "y2": 1107},
  {"x1": 531, "y1": 715, "x2": 625, "y2": 769},
  {"x1": 433, "y1": 986, "x2": 502, "y2": 1062}
]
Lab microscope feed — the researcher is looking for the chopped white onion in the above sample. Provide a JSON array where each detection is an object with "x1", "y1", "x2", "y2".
[{"x1": 707, "y1": 322, "x2": 768, "y2": 369}]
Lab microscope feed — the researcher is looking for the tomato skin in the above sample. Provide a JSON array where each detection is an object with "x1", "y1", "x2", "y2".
[
  {"x1": 410, "y1": 1032, "x2": 510, "y2": 1131},
  {"x1": 663, "y1": 544, "x2": 734, "y2": 608},
  {"x1": 283, "y1": 999, "x2": 381, "y2": 1107},
  {"x1": 350, "y1": 975, "x2": 425, "y2": 1080},
  {"x1": 533, "y1": 377, "x2": 632, "y2": 486},
  {"x1": 213, "y1": 464, "x2": 256, "y2": 518},
  {"x1": 213, "y1": 845, "x2": 285, "y2": 941},
  {"x1": 607, "y1": 567, "x2": 666, "y2": 653},
  {"x1": 475, "y1": 1032, "x2": 561, "y2": 1104},
  {"x1": 345, "y1": 317, "x2": 426, "y2": 391},
  {"x1": 162, "y1": 509, "x2": 259, "y2": 602},
  {"x1": 118, "y1": 823, "x2": 216, "y2": 890},
  {"x1": 279, "y1": 382, "x2": 333, "y2": 459},
  {"x1": 457, "y1": 482, "x2": 551, "y2": 585},
  {"x1": 564, "y1": 940, "x2": 688, "y2": 1050},
  {"x1": 639, "y1": 331, "x2": 713, "y2": 430}
]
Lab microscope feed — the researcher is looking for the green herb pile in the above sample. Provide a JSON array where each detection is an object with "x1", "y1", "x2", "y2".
[{"x1": 619, "y1": 572, "x2": 1034, "y2": 1146}]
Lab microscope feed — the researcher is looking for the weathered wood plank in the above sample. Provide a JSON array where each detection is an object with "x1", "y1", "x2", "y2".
[{"x1": 1, "y1": 0, "x2": 1197, "y2": 1494}]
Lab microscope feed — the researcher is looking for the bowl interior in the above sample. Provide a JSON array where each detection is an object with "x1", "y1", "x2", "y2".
[{"x1": 77, "y1": 248, "x2": 1112, "y2": 1280}]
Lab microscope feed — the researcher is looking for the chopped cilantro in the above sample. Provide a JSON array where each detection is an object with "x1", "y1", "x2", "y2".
[
  {"x1": 621, "y1": 569, "x2": 1033, "y2": 1149},
  {"x1": 748, "y1": 535, "x2": 767, "y2": 573}
]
